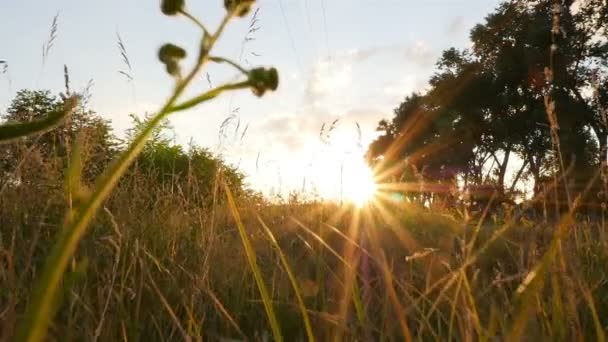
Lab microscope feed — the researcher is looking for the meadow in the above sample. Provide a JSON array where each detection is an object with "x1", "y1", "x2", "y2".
[
  {"x1": 1, "y1": 142, "x2": 607, "y2": 341},
  {"x1": 0, "y1": 146, "x2": 608, "y2": 341},
  {"x1": 1, "y1": 0, "x2": 608, "y2": 341}
]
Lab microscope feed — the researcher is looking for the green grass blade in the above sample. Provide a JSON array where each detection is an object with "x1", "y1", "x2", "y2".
[
  {"x1": 15, "y1": 105, "x2": 174, "y2": 342},
  {"x1": 224, "y1": 183, "x2": 283, "y2": 342},
  {"x1": 580, "y1": 282, "x2": 606, "y2": 342},
  {"x1": 351, "y1": 280, "x2": 367, "y2": 332},
  {"x1": 258, "y1": 216, "x2": 315, "y2": 342},
  {"x1": 0, "y1": 96, "x2": 78, "y2": 144}
]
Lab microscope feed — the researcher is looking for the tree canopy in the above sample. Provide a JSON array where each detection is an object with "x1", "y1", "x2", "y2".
[{"x1": 368, "y1": 0, "x2": 608, "y2": 210}]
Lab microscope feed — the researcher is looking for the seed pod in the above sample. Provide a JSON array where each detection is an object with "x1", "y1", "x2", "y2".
[
  {"x1": 165, "y1": 60, "x2": 181, "y2": 77},
  {"x1": 158, "y1": 43, "x2": 187, "y2": 77},
  {"x1": 161, "y1": 0, "x2": 184, "y2": 15},
  {"x1": 158, "y1": 43, "x2": 187, "y2": 62},
  {"x1": 224, "y1": 0, "x2": 255, "y2": 17},
  {"x1": 248, "y1": 67, "x2": 279, "y2": 97}
]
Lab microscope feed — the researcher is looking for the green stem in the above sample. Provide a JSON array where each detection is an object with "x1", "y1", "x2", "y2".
[
  {"x1": 179, "y1": 10, "x2": 209, "y2": 36},
  {"x1": 169, "y1": 81, "x2": 250, "y2": 113},
  {"x1": 209, "y1": 56, "x2": 249, "y2": 75}
]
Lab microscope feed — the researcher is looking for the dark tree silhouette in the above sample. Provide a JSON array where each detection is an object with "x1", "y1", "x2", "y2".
[{"x1": 369, "y1": 0, "x2": 608, "y2": 212}]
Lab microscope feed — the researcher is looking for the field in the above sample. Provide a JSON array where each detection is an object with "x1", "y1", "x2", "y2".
[
  {"x1": 1, "y1": 156, "x2": 607, "y2": 340},
  {"x1": 2, "y1": 0, "x2": 608, "y2": 341}
]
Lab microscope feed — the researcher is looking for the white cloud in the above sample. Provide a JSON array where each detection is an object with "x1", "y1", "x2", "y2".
[
  {"x1": 250, "y1": 106, "x2": 385, "y2": 156},
  {"x1": 305, "y1": 57, "x2": 353, "y2": 100},
  {"x1": 236, "y1": 106, "x2": 387, "y2": 198},
  {"x1": 304, "y1": 41, "x2": 435, "y2": 105},
  {"x1": 100, "y1": 101, "x2": 160, "y2": 138},
  {"x1": 220, "y1": 41, "x2": 438, "y2": 197},
  {"x1": 447, "y1": 16, "x2": 466, "y2": 35},
  {"x1": 404, "y1": 41, "x2": 434, "y2": 66},
  {"x1": 383, "y1": 75, "x2": 429, "y2": 99}
]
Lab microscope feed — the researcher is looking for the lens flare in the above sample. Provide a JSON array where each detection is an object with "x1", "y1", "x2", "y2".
[{"x1": 342, "y1": 158, "x2": 378, "y2": 207}]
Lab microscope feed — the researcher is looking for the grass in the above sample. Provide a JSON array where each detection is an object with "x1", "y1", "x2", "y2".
[
  {"x1": 1, "y1": 1, "x2": 607, "y2": 341},
  {"x1": 2, "y1": 152, "x2": 608, "y2": 340},
  {"x1": 7, "y1": 2, "x2": 277, "y2": 340}
]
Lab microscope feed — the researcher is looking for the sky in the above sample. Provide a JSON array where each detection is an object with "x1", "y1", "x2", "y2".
[{"x1": 0, "y1": 0, "x2": 503, "y2": 200}]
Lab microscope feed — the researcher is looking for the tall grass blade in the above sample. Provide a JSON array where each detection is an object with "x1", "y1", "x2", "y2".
[
  {"x1": 224, "y1": 182, "x2": 283, "y2": 342},
  {"x1": 580, "y1": 282, "x2": 606, "y2": 342},
  {"x1": 258, "y1": 216, "x2": 315, "y2": 342},
  {"x1": 0, "y1": 95, "x2": 78, "y2": 144}
]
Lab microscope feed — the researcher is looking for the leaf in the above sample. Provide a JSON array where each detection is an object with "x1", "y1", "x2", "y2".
[{"x1": 0, "y1": 95, "x2": 79, "y2": 144}]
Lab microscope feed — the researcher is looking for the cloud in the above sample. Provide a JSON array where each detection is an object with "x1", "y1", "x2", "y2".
[
  {"x1": 304, "y1": 41, "x2": 435, "y2": 104},
  {"x1": 100, "y1": 101, "x2": 160, "y2": 138},
  {"x1": 302, "y1": 47, "x2": 387, "y2": 101},
  {"x1": 349, "y1": 42, "x2": 435, "y2": 67},
  {"x1": 348, "y1": 42, "x2": 435, "y2": 66},
  {"x1": 250, "y1": 106, "x2": 386, "y2": 156},
  {"x1": 446, "y1": 16, "x2": 467, "y2": 35},
  {"x1": 238, "y1": 106, "x2": 388, "y2": 198},
  {"x1": 342, "y1": 108, "x2": 386, "y2": 131},
  {"x1": 383, "y1": 75, "x2": 429, "y2": 99},
  {"x1": 305, "y1": 58, "x2": 354, "y2": 101},
  {"x1": 403, "y1": 41, "x2": 434, "y2": 67},
  {"x1": 256, "y1": 115, "x2": 311, "y2": 151},
  {"x1": 225, "y1": 41, "x2": 439, "y2": 196}
]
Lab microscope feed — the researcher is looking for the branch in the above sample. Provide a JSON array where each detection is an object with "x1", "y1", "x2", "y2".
[
  {"x1": 508, "y1": 159, "x2": 529, "y2": 194},
  {"x1": 491, "y1": 151, "x2": 502, "y2": 168}
]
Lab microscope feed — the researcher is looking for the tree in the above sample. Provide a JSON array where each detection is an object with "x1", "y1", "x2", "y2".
[
  {"x1": 0, "y1": 89, "x2": 117, "y2": 186},
  {"x1": 123, "y1": 113, "x2": 252, "y2": 206},
  {"x1": 369, "y1": 0, "x2": 608, "y2": 210},
  {"x1": 0, "y1": 90, "x2": 256, "y2": 205}
]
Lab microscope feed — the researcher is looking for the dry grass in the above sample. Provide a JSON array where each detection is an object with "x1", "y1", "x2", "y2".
[
  {"x1": 0, "y1": 140, "x2": 607, "y2": 341},
  {"x1": 2, "y1": 3, "x2": 607, "y2": 340}
]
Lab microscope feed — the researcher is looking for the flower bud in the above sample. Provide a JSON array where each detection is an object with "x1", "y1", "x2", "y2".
[
  {"x1": 224, "y1": 0, "x2": 255, "y2": 17},
  {"x1": 248, "y1": 67, "x2": 279, "y2": 97},
  {"x1": 161, "y1": 0, "x2": 184, "y2": 15},
  {"x1": 158, "y1": 43, "x2": 187, "y2": 77},
  {"x1": 159, "y1": 43, "x2": 187, "y2": 62}
]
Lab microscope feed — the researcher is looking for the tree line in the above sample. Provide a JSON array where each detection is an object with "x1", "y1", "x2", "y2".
[{"x1": 0, "y1": 89, "x2": 253, "y2": 205}]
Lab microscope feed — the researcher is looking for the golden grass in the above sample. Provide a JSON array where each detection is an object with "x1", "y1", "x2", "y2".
[{"x1": 1, "y1": 139, "x2": 607, "y2": 341}]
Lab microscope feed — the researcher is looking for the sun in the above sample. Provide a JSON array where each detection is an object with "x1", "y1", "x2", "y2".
[
  {"x1": 302, "y1": 128, "x2": 379, "y2": 206},
  {"x1": 342, "y1": 158, "x2": 378, "y2": 207}
]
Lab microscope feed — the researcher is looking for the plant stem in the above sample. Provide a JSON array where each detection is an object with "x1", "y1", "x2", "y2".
[
  {"x1": 209, "y1": 56, "x2": 250, "y2": 75},
  {"x1": 180, "y1": 10, "x2": 209, "y2": 36},
  {"x1": 169, "y1": 81, "x2": 250, "y2": 113}
]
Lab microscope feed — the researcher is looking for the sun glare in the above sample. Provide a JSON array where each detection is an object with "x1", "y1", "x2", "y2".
[
  {"x1": 342, "y1": 159, "x2": 378, "y2": 207},
  {"x1": 300, "y1": 128, "x2": 379, "y2": 206}
]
